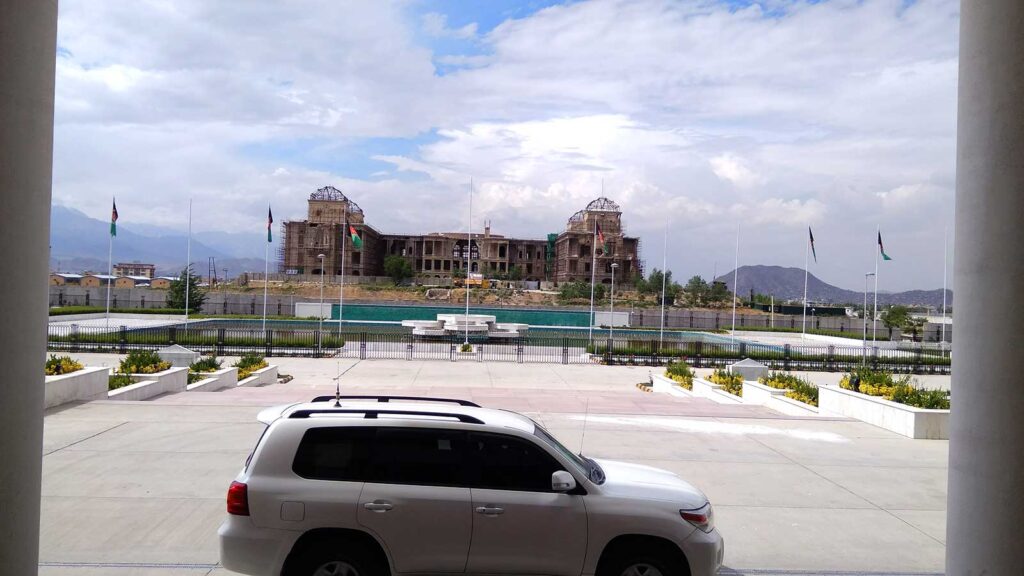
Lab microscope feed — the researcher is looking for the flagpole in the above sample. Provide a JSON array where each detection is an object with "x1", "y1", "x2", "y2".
[
  {"x1": 260, "y1": 207, "x2": 268, "y2": 332},
  {"x1": 731, "y1": 223, "x2": 739, "y2": 341},
  {"x1": 659, "y1": 226, "x2": 667, "y2": 347},
  {"x1": 184, "y1": 198, "x2": 192, "y2": 327},
  {"x1": 801, "y1": 228, "x2": 809, "y2": 339},
  {"x1": 873, "y1": 225, "x2": 879, "y2": 345},
  {"x1": 105, "y1": 220, "x2": 113, "y2": 331},
  {"x1": 465, "y1": 179, "x2": 472, "y2": 345},
  {"x1": 588, "y1": 221, "x2": 597, "y2": 346},
  {"x1": 941, "y1": 226, "x2": 948, "y2": 354},
  {"x1": 339, "y1": 210, "x2": 347, "y2": 339}
]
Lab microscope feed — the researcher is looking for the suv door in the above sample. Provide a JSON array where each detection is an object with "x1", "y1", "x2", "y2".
[
  {"x1": 357, "y1": 427, "x2": 472, "y2": 574},
  {"x1": 465, "y1": 432, "x2": 587, "y2": 575}
]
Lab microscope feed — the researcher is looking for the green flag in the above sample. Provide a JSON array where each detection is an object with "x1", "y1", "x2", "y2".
[
  {"x1": 878, "y1": 231, "x2": 892, "y2": 261},
  {"x1": 348, "y1": 224, "x2": 362, "y2": 250},
  {"x1": 110, "y1": 199, "x2": 118, "y2": 237}
]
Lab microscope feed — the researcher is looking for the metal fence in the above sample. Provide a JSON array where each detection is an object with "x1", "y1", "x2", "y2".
[{"x1": 46, "y1": 324, "x2": 951, "y2": 373}]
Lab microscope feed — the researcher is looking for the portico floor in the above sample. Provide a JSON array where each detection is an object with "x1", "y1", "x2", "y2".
[{"x1": 40, "y1": 355, "x2": 947, "y2": 575}]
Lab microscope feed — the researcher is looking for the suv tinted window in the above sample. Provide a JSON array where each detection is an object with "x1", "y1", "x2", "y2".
[
  {"x1": 292, "y1": 427, "x2": 374, "y2": 481},
  {"x1": 369, "y1": 428, "x2": 468, "y2": 486},
  {"x1": 469, "y1": 432, "x2": 563, "y2": 492}
]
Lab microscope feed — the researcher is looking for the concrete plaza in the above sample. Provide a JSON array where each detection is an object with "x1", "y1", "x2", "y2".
[{"x1": 40, "y1": 354, "x2": 947, "y2": 575}]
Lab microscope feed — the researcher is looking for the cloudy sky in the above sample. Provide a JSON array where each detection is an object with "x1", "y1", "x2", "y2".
[{"x1": 53, "y1": 0, "x2": 959, "y2": 291}]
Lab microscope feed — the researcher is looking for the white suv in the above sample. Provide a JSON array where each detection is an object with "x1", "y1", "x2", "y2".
[{"x1": 219, "y1": 395, "x2": 724, "y2": 576}]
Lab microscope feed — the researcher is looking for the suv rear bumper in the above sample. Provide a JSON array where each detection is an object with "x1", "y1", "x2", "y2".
[
  {"x1": 681, "y1": 527, "x2": 724, "y2": 575},
  {"x1": 219, "y1": 515, "x2": 299, "y2": 576}
]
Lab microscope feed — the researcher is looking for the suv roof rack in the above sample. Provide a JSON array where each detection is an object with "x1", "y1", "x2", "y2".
[
  {"x1": 288, "y1": 408, "x2": 485, "y2": 424},
  {"x1": 310, "y1": 395, "x2": 480, "y2": 407}
]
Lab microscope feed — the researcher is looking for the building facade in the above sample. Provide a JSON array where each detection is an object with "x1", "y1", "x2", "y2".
[
  {"x1": 281, "y1": 188, "x2": 641, "y2": 285},
  {"x1": 113, "y1": 262, "x2": 155, "y2": 278}
]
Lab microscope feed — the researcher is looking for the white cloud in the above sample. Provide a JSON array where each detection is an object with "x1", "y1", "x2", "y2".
[{"x1": 52, "y1": 0, "x2": 960, "y2": 290}]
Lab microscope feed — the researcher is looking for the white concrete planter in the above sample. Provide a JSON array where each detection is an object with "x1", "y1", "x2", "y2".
[
  {"x1": 44, "y1": 366, "x2": 109, "y2": 408},
  {"x1": 765, "y1": 394, "x2": 820, "y2": 416},
  {"x1": 108, "y1": 379, "x2": 160, "y2": 401},
  {"x1": 741, "y1": 380, "x2": 787, "y2": 405},
  {"x1": 186, "y1": 367, "x2": 238, "y2": 392},
  {"x1": 691, "y1": 377, "x2": 743, "y2": 404},
  {"x1": 237, "y1": 364, "x2": 278, "y2": 387},
  {"x1": 651, "y1": 373, "x2": 695, "y2": 397},
  {"x1": 818, "y1": 385, "x2": 949, "y2": 439},
  {"x1": 107, "y1": 366, "x2": 188, "y2": 401}
]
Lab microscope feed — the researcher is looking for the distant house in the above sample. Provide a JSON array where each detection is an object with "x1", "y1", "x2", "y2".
[
  {"x1": 114, "y1": 275, "x2": 152, "y2": 289},
  {"x1": 80, "y1": 274, "x2": 117, "y2": 287},
  {"x1": 49, "y1": 273, "x2": 82, "y2": 286},
  {"x1": 113, "y1": 262, "x2": 156, "y2": 279},
  {"x1": 150, "y1": 277, "x2": 177, "y2": 290}
]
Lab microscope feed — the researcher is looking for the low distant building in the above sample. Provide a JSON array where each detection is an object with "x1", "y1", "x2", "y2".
[
  {"x1": 114, "y1": 276, "x2": 152, "y2": 289},
  {"x1": 80, "y1": 274, "x2": 117, "y2": 287},
  {"x1": 113, "y1": 262, "x2": 156, "y2": 279},
  {"x1": 150, "y1": 277, "x2": 176, "y2": 289},
  {"x1": 49, "y1": 273, "x2": 82, "y2": 286}
]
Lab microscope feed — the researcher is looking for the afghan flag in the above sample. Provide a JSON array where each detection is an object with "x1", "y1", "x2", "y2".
[
  {"x1": 596, "y1": 222, "x2": 608, "y2": 254},
  {"x1": 808, "y1": 227, "x2": 817, "y2": 263},
  {"x1": 267, "y1": 206, "x2": 273, "y2": 243},
  {"x1": 878, "y1": 231, "x2": 893, "y2": 261},
  {"x1": 110, "y1": 199, "x2": 118, "y2": 237},
  {"x1": 349, "y1": 224, "x2": 363, "y2": 250}
]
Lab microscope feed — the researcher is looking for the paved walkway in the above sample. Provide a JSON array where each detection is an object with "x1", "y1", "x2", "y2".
[{"x1": 40, "y1": 354, "x2": 947, "y2": 575}]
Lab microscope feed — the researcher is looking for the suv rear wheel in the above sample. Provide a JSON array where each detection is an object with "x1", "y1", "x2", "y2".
[{"x1": 287, "y1": 545, "x2": 385, "y2": 576}]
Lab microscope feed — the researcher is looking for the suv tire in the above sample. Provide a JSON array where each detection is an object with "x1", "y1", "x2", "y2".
[
  {"x1": 286, "y1": 543, "x2": 385, "y2": 576},
  {"x1": 599, "y1": 545, "x2": 690, "y2": 576}
]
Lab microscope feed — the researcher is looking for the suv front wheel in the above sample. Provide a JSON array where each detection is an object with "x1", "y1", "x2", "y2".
[{"x1": 598, "y1": 540, "x2": 690, "y2": 576}]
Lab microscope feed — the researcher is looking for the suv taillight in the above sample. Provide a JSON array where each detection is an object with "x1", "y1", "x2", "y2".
[{"x1": 227, "y1": 481, "x2": 249, "y2": 516}]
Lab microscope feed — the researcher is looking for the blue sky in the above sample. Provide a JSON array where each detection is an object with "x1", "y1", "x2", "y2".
[{"x1": 52, "y1": 0, "x2": 959, "y2": 291}]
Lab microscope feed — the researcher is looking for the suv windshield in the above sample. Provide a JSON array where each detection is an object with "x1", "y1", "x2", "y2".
[{"x1": 532, "y1": 422, "x2": 605, "y2": 484}]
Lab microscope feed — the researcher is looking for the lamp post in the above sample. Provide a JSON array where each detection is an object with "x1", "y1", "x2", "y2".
[
  {"x1": 863, "y1": 272, "x2": 875, "y2": 363},
  {"x1": 609, "y1": 262, "x2": 619, "y2": 350},
  {"x1": 317, "y1": 253, "x2": 325, "y2": 352}
]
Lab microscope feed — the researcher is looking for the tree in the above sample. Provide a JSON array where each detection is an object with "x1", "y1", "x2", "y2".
[
  {"x1": 559, "y1": 281, "x2": 605, "y2": 302},
  {"x1": 167, "y1": 265, "x2": 206, "y2": 311},
  {"x1": 452, "y1": 267, "x2": 467, "y2": 280},
  {"x1": 383, "y1": 255, "x2": 414, "y2": 285},
  {"x1": 682, "y1": 276, "x2": 710, "y2": 306},
  {"x1": 644, "y1": 268, "x2": 682, "y2": 304},
  {"x1": 880, "y1": 305, "x2": 910, "y2": 339},
  {"x1": 708, "y1": 281, "x2": 732, "y2": 305},
  {"x1": 508, "y1": 265, "x2": 523, "y2": 281}
]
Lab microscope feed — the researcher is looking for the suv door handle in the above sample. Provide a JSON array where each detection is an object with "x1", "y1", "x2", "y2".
[
  {"x1": 475, "y1": 506, "x2": 504, "y2": 516},
  {"x1": 364, "y1": 501, "x2": 393, "y2": 512}
]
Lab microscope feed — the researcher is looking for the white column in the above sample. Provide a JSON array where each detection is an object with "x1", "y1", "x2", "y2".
[
  {"x1": 947, "y1": 1, "x2": 1024, "y2": 572},
  {"x1": 0, "y1": 2, "x2": 57, "y2": 574}
]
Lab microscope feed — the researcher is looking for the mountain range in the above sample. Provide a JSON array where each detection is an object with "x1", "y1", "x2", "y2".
[
  {"x1": 49, "y1": 205, "x2": 269, "y2": 278},
  {"x1": 715, "y1": 265, "x2": 951, "y2": 309}
]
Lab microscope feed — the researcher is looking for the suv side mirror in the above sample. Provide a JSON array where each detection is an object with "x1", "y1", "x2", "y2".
[{"x1": 552, "y1": 470, "x2": 577, "y2": 492}]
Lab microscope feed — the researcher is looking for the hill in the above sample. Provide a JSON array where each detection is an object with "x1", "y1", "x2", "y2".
[
  {"x1": 50, "y1": 205, "x2": 272, "y2": 278},
  {"x1": 715, "y1": 265, "x2": 951, "y2": 308}
]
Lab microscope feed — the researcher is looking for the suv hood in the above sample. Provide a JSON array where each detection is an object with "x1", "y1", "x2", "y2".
[{"x1": 594, "y1": 459, "x2": 708, "y2": 509}]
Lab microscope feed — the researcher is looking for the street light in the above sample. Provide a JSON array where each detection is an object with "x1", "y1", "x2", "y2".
[
  {"x1": 863, "y1": 272, "x2": 876, "y2": 363},
  {"x1": 609, "y1": 263, "x2": 619, "y2": 350},
  {"x1": 317, "y1": 253, "x2": 326, "y2": 351}
]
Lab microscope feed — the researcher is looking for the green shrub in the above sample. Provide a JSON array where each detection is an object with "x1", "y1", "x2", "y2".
[
  {"x1": 665, "y1": 360, "x2": 694, "y2": 390},
  {"x1": 234, "y1": 353, "x2": 269, "y2": 380},
  {"x1": 108, "y1": 373, "x2": 134, "y2": 390},
  {"x1": 190, "y1": 356, "x2": 223, "y2": 373},
  {"x1": 840, "y1": 368, "x2": 949, "y2": 409},
  {"x1": 709, "y1": 368, "x2": 743, "y2": 397},
  {"x1": 460, "y1": 343, "x2": 473, "y2": 353},
  {"x1": 45, "y1": 354, "x2": 83, "y2": 376},
  {"x1": 119, "y1": 350, "x2": 171, "y2": 374}
]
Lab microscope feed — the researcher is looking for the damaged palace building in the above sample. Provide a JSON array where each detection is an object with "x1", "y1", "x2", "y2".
[{"x1": 280, "y1": 186, "x2": 642, "y2": 285}]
